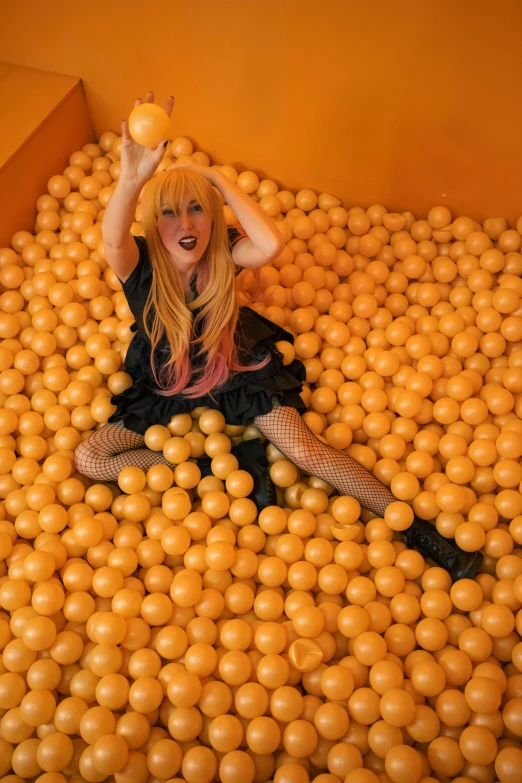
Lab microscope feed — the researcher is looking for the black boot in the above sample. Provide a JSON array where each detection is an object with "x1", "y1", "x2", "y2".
[
  {"x1": 194, "y1": 440, "x2": 277, "y2": 510},
  {"x1": 406, "y1": 516, "x2": 483, "y2": 582},
  {"x1": 231, "y1": 438, "x2": 277, "y2": 511},
  {"x1": 194, "y1": 456, "x2": 213, "y2": 479}
]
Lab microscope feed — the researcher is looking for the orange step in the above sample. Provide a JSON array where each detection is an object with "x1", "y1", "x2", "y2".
[{"x1": 0, "y1": 61, "x2": 95, "y2": 247}]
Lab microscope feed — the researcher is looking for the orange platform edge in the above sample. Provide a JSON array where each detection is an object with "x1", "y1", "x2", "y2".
[{"x1": 0, "y1": 62, "x2": 95, "y2": 247}]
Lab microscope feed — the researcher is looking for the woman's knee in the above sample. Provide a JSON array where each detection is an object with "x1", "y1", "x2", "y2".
[
  {"x1": 73, "y1": 436, "x2": 102, "y2": 478},
  {"x1": 73, "y1": 424, "x2": 142, "y2": 479},
  {"x1": 73, "y1": 427, "x2": 115, "y2": 476}
]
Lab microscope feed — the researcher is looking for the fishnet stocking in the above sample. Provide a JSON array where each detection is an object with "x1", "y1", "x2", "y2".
[
  {"x1": 74, "y1": 423, "x2": 176, "y2": 482},
  {"x1": 74, "y1": 405, "x2": 396, "y2": 517},
  {"x1": 254, "y1": 400, "x2": 395, "y2": 517}
]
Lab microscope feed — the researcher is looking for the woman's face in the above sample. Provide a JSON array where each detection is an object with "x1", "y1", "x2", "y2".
[{"x1": 156, "y1": 195, "x2": 212, "y2": 271}]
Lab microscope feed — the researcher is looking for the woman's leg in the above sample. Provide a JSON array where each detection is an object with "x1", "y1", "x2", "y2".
[
  {"x1": 254, "y1": 401, "x2": 395, "y2": 518},
  {"x1": 74, "y1": 423, "x2": 176, "y2": 482},
  {"x1": 253, "y1": 402, "x2": 483, "y2": 581}
]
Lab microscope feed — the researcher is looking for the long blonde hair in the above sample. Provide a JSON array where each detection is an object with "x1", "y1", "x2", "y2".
[{"x1": 140, "y1": 168, "x2": 268, "y2": 398}]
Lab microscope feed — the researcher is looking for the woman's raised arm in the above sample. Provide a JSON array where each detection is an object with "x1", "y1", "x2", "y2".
[{"x1": 102, "y1": 92, "x2": 174, "y2": 282}]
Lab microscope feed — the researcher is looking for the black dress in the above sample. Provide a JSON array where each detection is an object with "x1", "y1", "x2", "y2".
[{"x1": 108, "y1": 230, "x2": 307, "y2": 435}]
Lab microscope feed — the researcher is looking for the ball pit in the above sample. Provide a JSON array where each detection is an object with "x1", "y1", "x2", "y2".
[{"x1": 0, "y1": 124, "x2": 519, "y2": 783}]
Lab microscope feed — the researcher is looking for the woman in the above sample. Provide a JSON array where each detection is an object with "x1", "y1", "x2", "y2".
[{"x1": 74, "y1": 93, "x2": 481, "y2": 581}]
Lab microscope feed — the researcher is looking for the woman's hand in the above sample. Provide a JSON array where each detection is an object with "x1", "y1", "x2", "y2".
[{"x1": 120, "y1": 91, "x2": 175, "y2": 187}]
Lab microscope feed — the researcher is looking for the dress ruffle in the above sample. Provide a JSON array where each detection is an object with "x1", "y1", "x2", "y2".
[{"x1": 108, "y1": 307, "x2": 306, "y2": 434}]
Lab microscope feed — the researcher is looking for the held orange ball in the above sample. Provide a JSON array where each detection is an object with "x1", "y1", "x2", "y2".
[{"x1": 128, "y1": 103, "x2": 171, "y2": 147}]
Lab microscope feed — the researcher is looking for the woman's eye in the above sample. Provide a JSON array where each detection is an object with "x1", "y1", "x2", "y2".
[
  {"x1": 161, "y1": 207, "x2": 173, "y2": 215},
  {"x1": 191, "y1": 204, "x2": 202, "y2": 212}
]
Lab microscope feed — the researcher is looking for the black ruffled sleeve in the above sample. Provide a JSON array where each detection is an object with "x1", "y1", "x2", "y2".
[{"x1": 121, "y1": 236, "x2": 153, "y2": 300}]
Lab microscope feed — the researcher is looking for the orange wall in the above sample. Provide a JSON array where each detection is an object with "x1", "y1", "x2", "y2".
[{"x1": 1, "y1": 0, "x2": 522, "y2": 223}]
